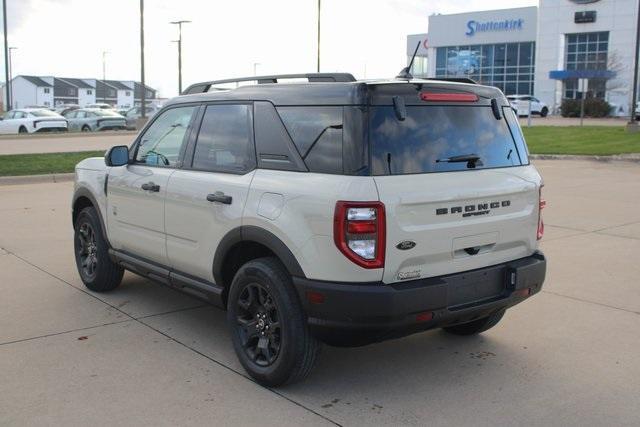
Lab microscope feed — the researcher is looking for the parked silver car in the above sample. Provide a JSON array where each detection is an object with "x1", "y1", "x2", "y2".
[
  {"x1": 63, "y1": 108, "x2": 126, "y2": 132},
  {"x1": 124, "y1": 105, "x2": 161, "y2": 130}
]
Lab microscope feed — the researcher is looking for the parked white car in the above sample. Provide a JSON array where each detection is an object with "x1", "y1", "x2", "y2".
[
  {"x1": 0, "y1": 108, "x2": 68, "y2": 134},
  {"x1": 507, "y1": 95, "x2": 549, "y2": 117}
]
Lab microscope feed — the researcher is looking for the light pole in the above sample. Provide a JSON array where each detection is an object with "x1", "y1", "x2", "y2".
[
  {"x1": 253, "y1": 62, "x2": 260, "y2": 76},
  {"x1": 316, "y1": 0, "x2": 321, "y2": 72},
  {"x1": 170, "y1": 20, "x2": 190, "y2": 95},
  {"x1": 3, "y1": 0, "x2": 10, "y2": 111},
  {"x1": 8, "y1": 46, "x2": 16, "y2": 109},
  {"x1": 628, "y1": 0, "x2": 640, "y2": 129},
  {"x1": 140, "y1": 0, "x2": 146, "y2": 119},
  {"x1": 102, "y1": 51, "x2": 109, "y2": 103}
]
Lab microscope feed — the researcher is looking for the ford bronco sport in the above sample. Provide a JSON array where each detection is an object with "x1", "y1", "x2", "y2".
[{"x1": 72, "y1": 72, "x2": 546, "y2": 386}]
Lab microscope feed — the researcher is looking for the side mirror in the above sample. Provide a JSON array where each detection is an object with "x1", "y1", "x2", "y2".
[{"x1": 105, "y1": 145, "x2": 129, "y2": 167}]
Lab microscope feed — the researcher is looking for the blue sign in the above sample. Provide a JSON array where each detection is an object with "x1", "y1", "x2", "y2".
[{"x1": 466, "y1": 18, "x2": 524, "y2": 36}]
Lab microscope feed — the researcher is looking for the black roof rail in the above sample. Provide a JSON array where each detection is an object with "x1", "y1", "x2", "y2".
[
  {"x1": 424, "y1": 77, "x2": 477, "y2": 84},
  {"x1": 182, "y1": 73, "x2": 357, "y2": 95}
]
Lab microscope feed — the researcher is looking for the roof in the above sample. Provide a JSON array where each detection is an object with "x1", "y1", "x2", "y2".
[
  {"x1": 105, "y1": 80, "x2": 132, "y2": 91},
  {"x1": 19, "y1": 75, "x2": 52, "y2": 87},
  {"x1": 168, "y1": 78, "x2": 505, "y2": 107},
  {"x1": 58, "y1": 78, "x2": 94, "y2": 89}
]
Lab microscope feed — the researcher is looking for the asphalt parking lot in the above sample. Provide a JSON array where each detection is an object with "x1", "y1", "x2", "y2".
[{"x1": 1, "y1": 159, "x2": 639, "y2": 426}]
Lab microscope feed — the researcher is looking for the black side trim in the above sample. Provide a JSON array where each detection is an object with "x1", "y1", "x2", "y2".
[
  {"x1": 109, "y1": 249, "x2": 224, "y2": 308},
  {"x1": 212, "y1": 226, "x2": 306, "y2": 287},
  {"x1": 72, "y1": 187, "x2": 110, "y2": 247}
]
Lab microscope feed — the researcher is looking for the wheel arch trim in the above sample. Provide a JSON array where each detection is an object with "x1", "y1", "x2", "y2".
[
  {"x1": 213, "y1": 226, "x2": 306, "y2": 287},
  {"x1": 72, "y1": 187, "x2": 111, "y2": 247}
]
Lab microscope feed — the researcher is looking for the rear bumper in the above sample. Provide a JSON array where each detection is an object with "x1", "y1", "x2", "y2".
[{"x1": 294, "y1": 251, "x2": 546, "y2": 345}]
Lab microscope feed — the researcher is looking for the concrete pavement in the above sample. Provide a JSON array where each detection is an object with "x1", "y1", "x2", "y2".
[{"x1": 1, "y1": 160, "x2": 639, "y2": 426}]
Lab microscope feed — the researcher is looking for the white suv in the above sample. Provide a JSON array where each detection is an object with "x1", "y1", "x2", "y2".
[
  {"x1": 507, "y1": 95, "x2": 549, "y2": 117},
  {"x1": 72, "y1": 73, "x2": 547, "y2": 386}
]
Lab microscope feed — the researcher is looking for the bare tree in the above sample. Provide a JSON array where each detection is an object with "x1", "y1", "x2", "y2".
[{"x1": 606, "y1": 50, "x2": 628, "y2": 95}]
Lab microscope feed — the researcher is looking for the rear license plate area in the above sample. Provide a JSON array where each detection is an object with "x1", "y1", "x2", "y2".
[{"x1": 447, "y1": 267, "x2": 505, "y2": 308}]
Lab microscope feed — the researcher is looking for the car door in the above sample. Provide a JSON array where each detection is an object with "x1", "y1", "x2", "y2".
[
  {"x1": 164, "y1": 103, "x2": 256, "y2": 282},
  {"x1": 64, "y1": 111, "x2": 78, "y2": 130},
  {"x1": 106, "y1": 104, "x2": 198, "y2": 265}
]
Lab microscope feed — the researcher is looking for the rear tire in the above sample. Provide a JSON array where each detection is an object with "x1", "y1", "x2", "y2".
[
  {"x1": 227, "y1": 257, "x2": 319, "y2": 387},
  {"x1": 540, "y1": 107, "x2": 549, "y2": 117},
  {"x1": 18, "y1": 126, "x2": 27, "y2": 134},
  {"x1": 443, "y1": 309, "x2": 506, "y2": 336},
  {"x1": 73, "y1": 206, "x2": 124, "y2": 292},
  {"x1": 81, "y1": 125, "x2": 91, "y2": 132}
]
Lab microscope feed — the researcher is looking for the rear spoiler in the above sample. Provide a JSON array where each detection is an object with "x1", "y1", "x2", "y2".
[
  {"x1": 183, "y1": 73, "x2": 357, "y2": 95},
  {"x1": 423, "y1": 77, "x2": 477, "y2": 84}
]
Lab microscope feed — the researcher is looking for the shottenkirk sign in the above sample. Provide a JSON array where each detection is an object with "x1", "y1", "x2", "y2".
[{"x1": 466, "y1": 18, "x2": 524, "y2": 36}]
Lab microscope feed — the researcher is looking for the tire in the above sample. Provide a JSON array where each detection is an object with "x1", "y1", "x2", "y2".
[
  {"x1": 540, "y1": 107, "x2": 549, "y2": 117},
  {"x1": 18, "y1": 126, "x2": 28, "y2": 134},
  {"x1": 443, "y1": 309, "x2": 506, "y2": 336},
  {"x1": 227, "y1": 257, "x2": 319, "y2": 387},
  {"x1": 81, "y1": 125, "x2": 91, "y2": 132},
  {"x1": 73, "y1": 206, "x2": 124, "y2": 292}
]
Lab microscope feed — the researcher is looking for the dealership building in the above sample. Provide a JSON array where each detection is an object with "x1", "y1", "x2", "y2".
[{"x1": 407, "y1": 0, "x2": 638, "y2": 116}]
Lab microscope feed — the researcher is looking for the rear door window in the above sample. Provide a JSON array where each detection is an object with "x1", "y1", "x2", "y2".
[
  {"x1": 191, "y1": 104, "x2": 255, "y2": 174},
  {"x1": 277, "y1": 106, "x2": 343, "y2": 174},
  {"x1": 370, "y1": 106, "x2": 523, "y2": 175}
]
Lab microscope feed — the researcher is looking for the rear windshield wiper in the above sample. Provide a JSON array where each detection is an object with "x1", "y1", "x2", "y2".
[{"x1": 436, "y1": 154, "x2": 482, "y2": 168}]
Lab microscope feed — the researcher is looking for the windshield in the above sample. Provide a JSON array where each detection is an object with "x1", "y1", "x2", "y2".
[
  {"x1": 30, "y1": 110, "x2": 60, "y2": 117},
  {"x1": 370, "y1": 105, "x2": 527, "y2": 175}
]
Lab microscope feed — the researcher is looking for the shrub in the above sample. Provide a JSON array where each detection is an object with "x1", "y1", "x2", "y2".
[{"x1": 560, "y1": 98, "x2": 611, "y2": 118}]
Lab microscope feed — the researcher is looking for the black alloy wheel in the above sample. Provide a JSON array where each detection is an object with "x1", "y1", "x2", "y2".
[
  {"x1": 77, "y1": 222, "x2": 98, "y2": 280},
  {"x1": 235, "y1": 282, "x2": 281, "y2": 367}
]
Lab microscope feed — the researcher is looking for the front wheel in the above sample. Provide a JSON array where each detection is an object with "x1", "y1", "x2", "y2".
[
  {"x1": 18, "y1": 126, "x2": 28, "y2": 134},
  {"x1": 227, "y1": 257, "x2": 319, "y2": 387},
  {"x1": 540, "y1": 107, "x2": 549, "y2": 117},
  {"x1": 74, "y1": 206, "x2": 124, "y2": 292},
  {"x1": 443, "y1": 309, "x2": 505, "y2": 336},
  {"x1": 81, "y1": 125, "x2": 91, "y2": 132}
]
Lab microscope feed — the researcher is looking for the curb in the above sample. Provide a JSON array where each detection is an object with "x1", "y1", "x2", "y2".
[
  {"x1": 530, "y1": 154, "x2": 640, "y2": 163},
  {"x1": 0, "y1": 173, "x2": 75, "y2": 186}
]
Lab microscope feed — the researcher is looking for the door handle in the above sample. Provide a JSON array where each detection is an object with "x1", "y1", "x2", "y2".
[
  {"x1": 141, "y1": 182, "x2": 160, "y2": 192},
  {"x1": 206, "y1": 192, "x2": 232, "y2": 205}
]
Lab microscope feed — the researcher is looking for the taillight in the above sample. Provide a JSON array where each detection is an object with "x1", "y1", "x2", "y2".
[
  {"x1": 334, "y1": 201, "x2": 385, "y2": 269},
  {"x1": 537, "y1": 186, "x2": 546, "y2": 240}
]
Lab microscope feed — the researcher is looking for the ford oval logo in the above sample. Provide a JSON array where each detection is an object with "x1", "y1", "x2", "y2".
[{"x1": 396, "y1": 240, "x2": 416, "y2": 250}]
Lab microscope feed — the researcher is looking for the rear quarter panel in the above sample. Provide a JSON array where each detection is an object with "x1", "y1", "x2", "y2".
[{"x1": 244, "y1": 169, "x2": 382, "y2": 282}]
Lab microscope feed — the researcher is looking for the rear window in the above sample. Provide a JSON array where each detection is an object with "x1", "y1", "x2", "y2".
[{"x1": 370, "y1": 106, "x2": 527, "y2": 176}]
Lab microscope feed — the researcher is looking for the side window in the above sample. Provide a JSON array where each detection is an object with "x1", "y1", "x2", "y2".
[
  {"x1": 4, "y1": 111, "x2": 15, "y2": 119},
  {"x1": 503, "y1": 107, "x2": 529, "y2": 164},
  {"x1": 76, "y1": 111, "x2": 86, "y2": 119},
  {"x1": 135, "y1": 106, "x2": 196, "y2": 167},
  {"x1": 65, "y1": 111, "x2": 77, "y2": 119},
  {"x1": 192, "y1": 104, "x2": 255, "y2": 173},
  {"x1": 277, "y1": 106, "x2": 343, "y2": 174},
  {"x1": 14, "y1": 112, "x2": 25, "y2": 119}
]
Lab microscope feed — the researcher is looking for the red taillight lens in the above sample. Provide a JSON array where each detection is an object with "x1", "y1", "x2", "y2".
[
  {"x1": 420, "y1": 92, "x2": 479, "y2": 102},
  {"x1": 537, "y1": 186, "x2": 546, "y2": 240},
  {"x1": 334, "y1": 201, "x2": 385, "y2": 269}
]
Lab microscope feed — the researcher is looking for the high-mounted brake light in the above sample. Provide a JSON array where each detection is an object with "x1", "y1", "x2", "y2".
[
  {"x1": 334, "y1": 201, "x2": 385, "y2": 269},
  {"x1": 420, "y1": 92, "x2": 479, "y2": 102},
  {"x1": 537, "y1": 186, "x2": 546, "y2": 240}
]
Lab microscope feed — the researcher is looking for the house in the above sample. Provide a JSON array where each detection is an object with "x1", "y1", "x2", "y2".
[
  {"x1": 3, "y1": 75, "x2": 159, "y2": 110},
  {"x1": 58, "y1": 78, "x2": 95, "y2": 106},
  {"x1": 3, "y1": 75, "x2": 54, "y2": 109}
]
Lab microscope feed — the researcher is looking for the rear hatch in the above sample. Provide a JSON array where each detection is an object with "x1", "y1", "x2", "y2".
[{"x1": 368, "y1": 83, "x2": 542, "y2": 284}]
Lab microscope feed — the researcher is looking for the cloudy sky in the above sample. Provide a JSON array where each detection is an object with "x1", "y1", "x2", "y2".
[{"x1": 3, "y1": 0, "x2": 536, "y2": 98}]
